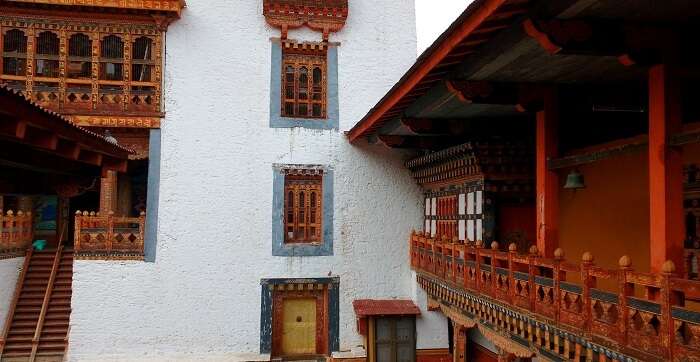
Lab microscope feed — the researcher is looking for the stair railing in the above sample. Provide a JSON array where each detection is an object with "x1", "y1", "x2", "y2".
[
  {"x1": 0, "y1": 247, "x2": 34, "y2": 359},
  {"x1": 29, "y1": 239, "x2": 64, "y2": 362}
]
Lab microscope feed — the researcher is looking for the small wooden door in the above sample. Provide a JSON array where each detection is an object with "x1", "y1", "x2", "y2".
[
  {"x1": 281, "y1": 298, "x2": 317, "y2": 356},
  {"x1": 375, "y1": 317, "x2": 416, "y2": 362}
]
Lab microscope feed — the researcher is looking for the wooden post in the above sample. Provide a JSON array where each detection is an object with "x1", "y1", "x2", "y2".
[
  {"x1": 648, "y1": 64, "x2": 684, "y2": 274},
  {"x1": 536, "y1": 89, "x2": 559, "y2": 258},
  {"x1": 99, "y1": 169, "x2": 118, "y2": 214}
]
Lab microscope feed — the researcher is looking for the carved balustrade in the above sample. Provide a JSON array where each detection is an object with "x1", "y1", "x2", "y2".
[
  {"x1": 409, "y1": 231, "x2": 700, "y2": 361},
  {"x1": 0, "y1": 210, "x2": 33, "y2": 255},
  {"x1": 74, "y1": 210, "x2": 145, "y2": 260}
]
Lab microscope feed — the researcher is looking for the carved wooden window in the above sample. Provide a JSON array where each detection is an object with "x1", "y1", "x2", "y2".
[
  {"x1": 68, "y1": 33, "x2": 92, "y2": 79},
  {"x1": 0, "y1": 18, "x2": 163, "y2": 117},
  {"x1": 282, "y1": 48, "x2": 327, "y2": 119},
  {"x1": 100, "y1": 35, "x2": 124, "y2": 81},
  {"x1": 284, "y1": 174, "x2": 323, "y2": 243},
  {"x1": 35, "y1": 31, "x2": 60, "y2": 78},
  {"x1": 2, "y1": 29, "x2": 27, "y2": 76}
]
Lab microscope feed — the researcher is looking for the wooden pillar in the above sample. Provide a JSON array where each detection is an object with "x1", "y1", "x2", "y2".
[
  {"x1": 453, "y1": 322, "x2": 466, "y2": 362},
  {"x1": 99, "y1": 169, "x2": 118, "y2": 214},
  {"x1": 536, "y1": 89, "x2": 559, "y2": 258},
  {"x1": 648, "y1": 64, "x2": 684, "y2": 273}
]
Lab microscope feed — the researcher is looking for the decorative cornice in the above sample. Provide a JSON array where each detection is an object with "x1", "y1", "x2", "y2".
[
  {"x1": 71, "y1": 116, "x2": 161, "y2": 129},
  {"x1": 263, "y1": 0, "x2": 348, "y2": 40},
  {"x1": 3, "y1": 0, "x2": 185, "y2": 18}
]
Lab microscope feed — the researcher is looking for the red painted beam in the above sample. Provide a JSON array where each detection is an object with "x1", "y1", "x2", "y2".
[
  {"x1": 348, "y1": 0, "x2": 509, "y2": 142},
  {"x1": 536, "y1": 89, "x2": 559, "y2": 258},
  {"x1": 648, "y1": 64, "x2": 684, "y2": 274}
]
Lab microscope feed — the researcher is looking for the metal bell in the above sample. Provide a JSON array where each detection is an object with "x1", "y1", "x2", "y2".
[{"x1": 563, "y1": 170, "x2": 585, "y2": 190}]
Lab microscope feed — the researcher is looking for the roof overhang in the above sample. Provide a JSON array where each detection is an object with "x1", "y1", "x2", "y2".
[
  {"x1": 348, "y1": 0, "x2": 700, "y2": 145},
  {"x1": 0, "y1": 84, "x2": 133, "y2": 171}
]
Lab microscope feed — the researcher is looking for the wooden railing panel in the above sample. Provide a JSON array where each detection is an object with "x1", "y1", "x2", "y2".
[
  {"x1": 409, "y1": 230, "x2": 700, "y2": 361},
  {"x1": 0, "y1": 210, "x2": 33, "y2": 253},
  {"x1": 74, "y1": 210, "x2": 145, "y2": 260}
]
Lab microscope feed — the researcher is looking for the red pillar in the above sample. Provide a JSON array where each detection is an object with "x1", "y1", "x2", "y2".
[
  {"x1": 648, "y1": 64, "x2": 684, "y2": 273},
  {"x1": 536, "y1": 90, "x2": 559, "y2": 258}
]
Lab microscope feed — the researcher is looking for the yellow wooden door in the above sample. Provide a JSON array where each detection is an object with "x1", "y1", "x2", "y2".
[{"x1": 282, "y1": 298, "x2": 317, "y2": 355}]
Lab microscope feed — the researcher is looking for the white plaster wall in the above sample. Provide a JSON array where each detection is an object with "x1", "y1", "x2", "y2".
[
  {"x1": 0, "y1": 257, "x2": 23, "y2": 328},
  {"x1": 412, "y1": 271, "x2": 449, "y2": 350},
  {"x1": 68, "y1": 1, "x2": 448, "y2": 360}
]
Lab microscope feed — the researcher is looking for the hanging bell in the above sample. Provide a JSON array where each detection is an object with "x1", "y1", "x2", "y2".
[{"x1": 563, "y1": 170, "x2": 585, "y2": 190}]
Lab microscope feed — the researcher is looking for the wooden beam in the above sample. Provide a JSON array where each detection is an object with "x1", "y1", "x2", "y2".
[
  {"x1": 78, "y1": 150, "x2": 103, "y2": 166},
  {"x1": 445, "y1": 80, "x2": 519, "y2": 105},
  {"x1": 523, "y1": 18, "x2": 673, "y2": 66},
  {"x1": 377, "y1": 135, "x2": 463, "y2": 150},
  {"x1": 0, "y1": 118, "x2": 27, "y2": 139},
  {"x1": 536, "y1": 88, "x2": 559, "y2": 258},
  {"x1": 55, "y1": 140, "x2": 81, "y2": 160},
  {"x1": 348, "y1": 0, "x2": 510, "y2": 142},
  {"x1": 102, "y1": 157, "x2": 128, "y2": 174},
  {"x1": 648, "y1": 64, "x2": 684, "y2": 273},
  {"x1": 24, "y1": 127, "x2": 59, "y2": 150}
]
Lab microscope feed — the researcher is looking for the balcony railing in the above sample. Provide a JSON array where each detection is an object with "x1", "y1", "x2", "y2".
[
  {"x1": 410, "y1": 231, "x2": 700, "y2": 361},
  {"x1": 74, "y1": 210, "x2": 145, "y2": 260},
  {"x1": 0, "y1": 210, "x2": 33, "y2": 257}
]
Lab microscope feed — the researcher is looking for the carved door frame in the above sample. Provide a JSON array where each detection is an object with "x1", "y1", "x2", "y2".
[{"x1": 271, "y1": 287, "x2": 329, "y2": 358}]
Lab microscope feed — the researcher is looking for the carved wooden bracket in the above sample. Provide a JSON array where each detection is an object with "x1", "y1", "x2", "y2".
[{"x1": 263, "y1": 0, "x2": 348, "y2": 40}]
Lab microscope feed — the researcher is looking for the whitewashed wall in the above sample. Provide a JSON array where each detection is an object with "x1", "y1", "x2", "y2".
[
  {"x1": 0, "y1": 257, "x2": 23, "y2": 329},
  {"x1": 68, "y1": 1, "x2": 447, "y2": 360}
]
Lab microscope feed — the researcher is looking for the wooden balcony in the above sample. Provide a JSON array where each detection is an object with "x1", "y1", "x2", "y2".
[
  {"x1": 0, "y1": 210, "x2": 33, "y2": 258},
  {"x1": 409, "y1": 231, "x2": 700, "y2": 361},
  {"x1": 74, "y1": 210, "x2": 145, "y2": 260}
]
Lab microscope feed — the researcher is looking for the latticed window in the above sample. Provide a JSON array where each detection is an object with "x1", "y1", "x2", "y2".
[
  {"x1": 68, "y1": 33, "x2": 92, "y2": 79},
  {"x1": 282, "y1": 46, "x2": 327, "y2": 119},
  {"x1": 284, "y1": 174, "x2": 323, "y2": 243},
  {"x1": 132, "y1": 36, "x2": 153, "y2": 82},
  {"x1": 2, "y1": 29, "x2": 27, "y2": 76},
  {"x1": 100, "y1": 35, "x2": 124, "y2": 81},
  {"x1": 35, "y1": 31, "x2": 60, "y2": 78}
]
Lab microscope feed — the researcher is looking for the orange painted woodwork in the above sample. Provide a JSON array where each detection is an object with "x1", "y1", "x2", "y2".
[
  {"x1": 74, "y1": 210, "x2": 146, "y2": 260},
  {"x1": 263, "y1": 0, "x2": 348, "y2": 40},
  {"x1": 559, "y1": 151, "x2": 650, "y2": 274},
  {"x1": 271, "y1": 285, "x2": 328, "y2": 358},
  {"x1": 284, "y1": 174, "x2": 323, "y2": 244},
  {"x1": 0, "y1": 15, "x2": 165, "y2": 122},
  {"x1": 4, "y1": 0, "x2": 184, "y2": 16},
  {"x1": 409, "y1": 230, "x2": 700, "y2": 361},
  {"x1": 0, "y1": 210, "x2": 33, "y2": 254},
  {"x1": 648, "y1": 64, "x2": 684, "y2": 274},
  {"x1": 535, "y1": 90, "x2": 558, "y2": 258},
  {"x1": 281, "y1": 41, "x2": 327, "y2": 119}
]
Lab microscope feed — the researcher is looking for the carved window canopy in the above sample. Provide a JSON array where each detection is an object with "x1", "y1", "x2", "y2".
[{"x1": 263, "y1": 0, "x2": 348, "y2": 40}]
